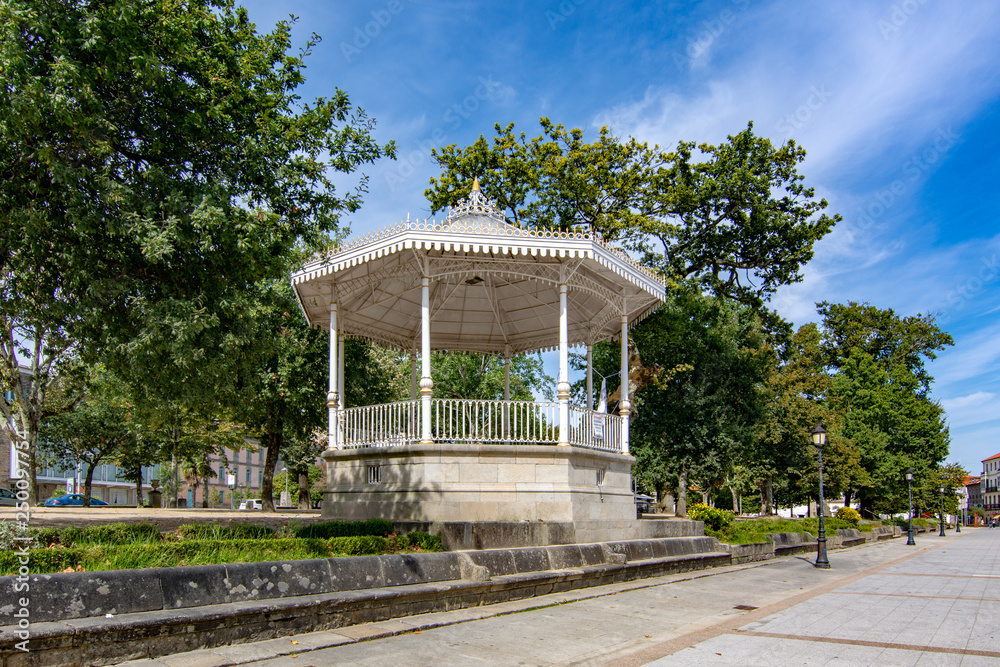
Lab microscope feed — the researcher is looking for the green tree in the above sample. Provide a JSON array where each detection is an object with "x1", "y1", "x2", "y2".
[
  {"x1": 432, "y1": 352, "x2": 552, "y2": 401},
  {"x1": 233, "y1": 280, "x2": 328, "y2": 513},
  {"x1": 38, "y1": 368, "x2": 137, "y2": 506},
  {"x1": 427, "y1": 119, "x2": 838, "y2": 314},
  {"x1": 1, "y1": 0, "x2": 393, "y2": 502},
  {"x1": 820, "y1": 303, "x2": 953, "y2": 518},
  {"x1": 817, "y1": 302, "x2": 953, "y2": 392},
  {"x1": 750, "y1": 323, "x2": 863, "y2": 515},
  {"x1": 627, "y1": 288, "x2": 771, "y2": 517}
]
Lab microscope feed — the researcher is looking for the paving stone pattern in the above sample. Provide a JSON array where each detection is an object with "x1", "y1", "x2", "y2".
[{"x1": 655, "y1": 528, "x2": 1000, "y2": 666}]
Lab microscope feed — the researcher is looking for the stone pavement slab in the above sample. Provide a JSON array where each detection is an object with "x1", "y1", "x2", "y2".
[
  {"x1": 122, "y1": 529, "x2": 978, "y2": 666},
  {"x1": 650, "y1": 528, "x2": 999, "y2": 666}
]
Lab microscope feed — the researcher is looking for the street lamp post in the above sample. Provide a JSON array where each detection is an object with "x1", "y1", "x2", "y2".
[
  {"x1": 811, "y1": 422, "x2": 830, "y2": 569},
  {"x1": 939, "y1": 486, "x2": 946, "y2": 537},
  {"x1": 957, "y1": 499, "x2": 962, "y2": 533},
  {"x1": 905, "y1": 468, "x2": 916, "y2": 546}
]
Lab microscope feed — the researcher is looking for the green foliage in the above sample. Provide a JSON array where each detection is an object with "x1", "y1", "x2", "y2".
[
  {"x1": 705, "y1": 517, "x2": 876, "y2": 544},
  {"x1": 396, "y1": 531, "x2": 444, "y2": 552},
  {"x1": 427, "y1": 119, "x2": 838, "y2": 311},
  {"x1": 177, "y1": 524, "x2": 276, "y2": 541},
  {"x1": 688, "y1": 503, "x2": 735, "y2": 531},
  {"x1": 626, "y1": 288, "x2": 772, "y2": 509},
  {"x1": 835, "y1": 507, "x2": 861, "y2": 525},
  {"x1": 1, "y1": 0, "x2": 392, "y2": 504},
  {"x1": 432, "y1": 351, "x2": 553, "y2": 402},
  {"x1": 0, "y1": 521, "x2": 37, "y2": 550},
  {"x1": 328, "y1": 535, "x2": 388, "y2": 555},
  {"x1": 294, "y1": 519, "x2": 394, "y2": 540}
]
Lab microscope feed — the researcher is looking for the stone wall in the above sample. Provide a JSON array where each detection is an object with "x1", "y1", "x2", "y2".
[{"x1": 322, "y1": 443, "x2": 636, "y2": 524}]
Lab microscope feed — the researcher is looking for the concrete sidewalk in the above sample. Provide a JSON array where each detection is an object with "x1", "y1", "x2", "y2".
[
  {"x1": 120, "y1": 528, "x2": 994, "y2": 666},
  {"x1": 650, "y1": 527, "x2": 999, "y2": 666}
]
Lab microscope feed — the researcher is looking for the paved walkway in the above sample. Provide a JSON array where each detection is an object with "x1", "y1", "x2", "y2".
[{"x1": 124, "y1": 528, "x2": 996, "y2": 666}]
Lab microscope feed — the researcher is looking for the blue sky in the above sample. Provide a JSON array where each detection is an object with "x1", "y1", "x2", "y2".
[{"x1": 240, "y1": 1, "x2": 1000, "y2": 476}]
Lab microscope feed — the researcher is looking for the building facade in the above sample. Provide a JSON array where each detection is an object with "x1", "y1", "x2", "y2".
[
  {"x1": 173, "y1": 444, "x2": 280, "y2": 508},
  {"x1": 965, "y1": 476, "x2": 982, "y2": 525},
  {"x1": 982, "y1": 453, "x2": 1000, "y2": 520}
]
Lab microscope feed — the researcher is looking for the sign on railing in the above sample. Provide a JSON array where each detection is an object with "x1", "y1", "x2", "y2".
[{"x1": 336, "y1": 398, "x2": 623, "y2": 453}]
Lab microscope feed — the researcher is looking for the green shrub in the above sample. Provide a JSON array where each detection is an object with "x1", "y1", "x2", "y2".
[
  {"x1": 395, "y1": 531, "x2": 443, "y2": 552},
  {"x1": 0, "y1": 546, "x2": 80, "y2": 575},
  {"x1": 688, "y1": 503, "x2": 735, "y2": 531},
  {"x1": 294, "y1": 519, "x2": 393, "y2": 540},
  {"x1": 81, "y1": 523, "x2": 162, "y2": 544},
  {"x1": 834, "y1": 507, "x2": 861, "y2": 525},
  {"x1": 328, "y1": 535, "x2": 388, "y2": 555},
  {"x1": 177, "y1": 524, "x2": 276, "y2": 541},
  {"x1": 32, "y1": 527, "x2": 62, "y2": 547}
]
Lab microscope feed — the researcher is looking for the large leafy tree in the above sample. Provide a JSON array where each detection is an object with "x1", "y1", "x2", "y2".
[
  {"x1": 626, "y1": 289, "x2": 771, "y2": 516},
  {"x1": 820, "y1": 303, "x2": 953, "y2": 517},
  {"x1": 426, "y1": 119, "x2": 838, "y2": 314},
  {"x1": 1, "y1": 0, "x2": 393, "y2": 502},
  {"x1": 750, "y1": 323, "x2": 863, "y2": 515}
]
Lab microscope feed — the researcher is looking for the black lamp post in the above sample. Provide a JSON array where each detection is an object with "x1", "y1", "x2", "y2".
[
  {"x1": 905, "y1": 468, "x2": 916, "y2": 546},
  {"x1": 939, "y1": 486, "x2": 946, "y2": 537},
  {"x1": 811, "y1": 422, "x2": 830, "y2": 569},
  {"x1": 956, "y1": 497, "x2": 962, "y2": 533}
]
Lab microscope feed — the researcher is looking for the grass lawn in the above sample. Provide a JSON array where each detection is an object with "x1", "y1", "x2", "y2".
[{"x1": 0, "y1": 520, "x2": 442, "y2": 575}]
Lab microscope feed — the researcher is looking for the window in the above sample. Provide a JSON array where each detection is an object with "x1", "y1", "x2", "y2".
[
  {"x1": 258, "y1": 471, "x2": 262, "y2": 486},
  {"x1": 596, "y1": 469, "x2": 606, "y2": 486},
  {"x1": 246, "y1": 468, "x2": 251, "y2": 484},
  {"x1": 219, "y1": 466, "x2": 225, "y2": 483},
  {"x1": 367, "y1": 465, "x2": 381, "y2": 485}
]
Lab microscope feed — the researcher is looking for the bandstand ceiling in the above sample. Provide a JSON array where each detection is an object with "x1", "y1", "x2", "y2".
[{"x1": 291, "y1": 189, "x2": 668, "y2": 355}]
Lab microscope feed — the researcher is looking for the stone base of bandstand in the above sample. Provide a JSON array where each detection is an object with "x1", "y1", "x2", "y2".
[{"x1": 320, "y1": 442, "x2": 677, "y2": 544}]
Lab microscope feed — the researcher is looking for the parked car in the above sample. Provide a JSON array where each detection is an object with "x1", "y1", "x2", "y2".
[
  {"x1": 635, "y1": 493, "x2": 656, "y2": 515},
  {"x1": 0, "y1": 488, "x2": 19, "y2": 507},
  {"x1": 43, "y1": 494, "x2": 109, "y2": 507},
  {"x1": 238, "y1": 499, "x2": 263, "y2": 511}
]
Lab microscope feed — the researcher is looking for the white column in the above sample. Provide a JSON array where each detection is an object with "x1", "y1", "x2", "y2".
[
  {"x1": 586, "y1": 343, "x2": 593, "y2": 410},
  {"x1": 327, "y1": 300, "x2": 339, "y2": 450},
  {"x1": 619, "y1": 312, "x2": 630, "y2": 455},
  {"x1": 503, "y1": 346, "x2": 511, "y2": 440},
  {"x1": 338, "y1": 332, "x2": 346, "y2": 408},
  {"x1": 419, "y1": 275, "x2": 433, "y2": 444},
  {"x1": 557, "y1": 282, "x2": 570, "y2": 446}
]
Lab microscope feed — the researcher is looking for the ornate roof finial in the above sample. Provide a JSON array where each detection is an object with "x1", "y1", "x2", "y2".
[{"x1": 446, "y1": 176, "x2": 507, "y2": 225}]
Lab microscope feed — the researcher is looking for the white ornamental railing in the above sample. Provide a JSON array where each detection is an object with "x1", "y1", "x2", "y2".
[{"x1": 337, "y1": 398, "x2": 623, "y2": 453}]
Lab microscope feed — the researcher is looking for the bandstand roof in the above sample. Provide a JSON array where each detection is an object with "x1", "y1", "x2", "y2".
[{"x1": 290, "y1": 184, "x2": 668, "y2": 355}]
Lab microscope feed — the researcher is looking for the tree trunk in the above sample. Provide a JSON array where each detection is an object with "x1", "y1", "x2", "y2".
[
  {"x1": 134, "y1": 465, "x2": 143, "y2": 507},
  {"x1": 730, "y1": 486, "x2": 738, "y2": 514},
  {"x1": 844, "y1": 489, "x2": 852, "y2": 508},
  {"x1": 676, "y1": 464, "x2": 688, "y2": 518},
  {"x1": 261, "y1": 426, "x2": 282, "y2": 512},
  {"x1": 297, "y1": 471, "x2": 310, "y2": 509},
  {"x1": 765, "y1": 475, "x2": 774, "y2": 515},
  {"x1": 83, "y1": 463, "x2": 96, "y2": 507}
]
